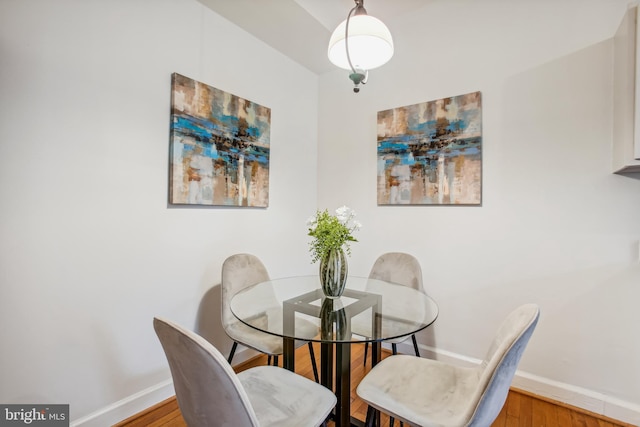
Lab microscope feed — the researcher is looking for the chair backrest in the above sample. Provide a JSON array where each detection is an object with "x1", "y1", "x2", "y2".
[
  {"x1": 465, "y1": 304, "x2": 540, "y2": 427},
  {"x1": 153, "y1": 317, "x2": 260, "y2": 427},
  {"x1": 221, "y1": 253, "x2": 270, "y2": 330},
  {"x1": 368, "y1": 252, "x2": 424, "y2": 292}
]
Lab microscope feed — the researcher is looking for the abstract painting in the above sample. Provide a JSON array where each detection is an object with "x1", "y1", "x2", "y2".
[
  {"x1": 377, "y1": 91, "x2": 482, "y2": 205},
  {"x1": 169, "y1": 73, "x2": 270, "y2": 206}
]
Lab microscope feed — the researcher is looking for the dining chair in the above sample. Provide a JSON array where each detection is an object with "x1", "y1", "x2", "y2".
[
  {"x1": 359, "y1": 252, "x2": 425, "y2": 365},
  {"x1": 221, "y1": 253, "x2": 319, "y2": 382},
  {"x1": 356, "y1": 304, "x2": 540, "y2": 427},
  {"x1": 153, "y1": 317, "x2": 336, "y2": 427}
]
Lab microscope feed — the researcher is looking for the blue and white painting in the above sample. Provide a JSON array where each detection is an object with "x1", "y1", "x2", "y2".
[
  {"x1": 169, "y1": 73, "x2": 270, "y2": 206},
  {"x1": 377, "y1": 91, "x2": 482, "y2": 205}
]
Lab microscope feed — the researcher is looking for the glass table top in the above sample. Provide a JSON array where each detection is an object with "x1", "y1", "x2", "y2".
[{"x1": 230, "y1": 275, "x2": 439, "y2": 344}]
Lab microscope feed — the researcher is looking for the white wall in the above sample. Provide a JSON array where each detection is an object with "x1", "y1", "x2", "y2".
[
  {"x1": 2, "y1": 0, "x2": 640, "y2": 425},
  {"x1": 0, "y1": 0, "x2": 318, "y2": 424},
  {"x1": 317, "y1": 0, "x2": 640, "y2": 423}
]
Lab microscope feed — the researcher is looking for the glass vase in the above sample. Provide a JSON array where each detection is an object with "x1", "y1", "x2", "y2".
[{"x1": 319, "y1": 247, "x2": 348, "y2": 299}]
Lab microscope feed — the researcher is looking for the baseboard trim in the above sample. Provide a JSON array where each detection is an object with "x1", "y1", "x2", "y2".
[
  {"x1": 74, "y1": 343, "x2": 640, "y2": 427},
  {"x1": 401, "y1": 342, "x2": 640, "y2": 426},
  {"x1": 70, "y1": 346, "x2": 258, "y2": 427},
  {"x1": 70, "y1": 379, "x2": 175, "y2": 427},
  {"x1": 512, "y1": 371, "x2": 640, "y2": 426}
]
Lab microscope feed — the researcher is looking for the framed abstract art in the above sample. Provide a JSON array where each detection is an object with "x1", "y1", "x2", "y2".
[
  {"x1": 377, "y1": 91, "x2": 482, "y2": 205},
  {"x1": 169, "y1": 73, "x2": 270, "y2": 207}
]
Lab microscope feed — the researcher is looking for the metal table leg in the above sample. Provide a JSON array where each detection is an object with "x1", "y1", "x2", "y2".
[
  {"x1": 321, "y1": 342, "x2": 333, "y2": 390},
  {"x1": 335, "y1": 341, "x2": 351, "y2": 427},
  {"x1": 283, "y1": 336, "x2": 296, "y2": 371}
]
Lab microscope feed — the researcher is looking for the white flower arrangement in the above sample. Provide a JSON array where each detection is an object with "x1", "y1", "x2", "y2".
[{"x1": 307, "y1": 206, "x2": 362, "y2": 263}]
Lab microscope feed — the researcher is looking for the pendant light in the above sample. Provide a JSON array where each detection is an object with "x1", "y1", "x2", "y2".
[{"x1": 327, "y1": 0, "x2": 394, "y2": 93}]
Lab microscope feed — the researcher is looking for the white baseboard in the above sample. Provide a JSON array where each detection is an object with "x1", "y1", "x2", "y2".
[
  {"x1": 70, "y1": 346, "x2": 257, "y2": 427},
  {"x1": 397, "y1": 342, "x2": 640, "y2": 426},
  {"x1": 512, "y1": 371, "x2": 640, "y2": 426},
  {"x1": 70, "y1": 379, "x2": 175, "y2": 427},
  {"x1": 72, "y1": 343, "x2": 640, "y2": 427}
]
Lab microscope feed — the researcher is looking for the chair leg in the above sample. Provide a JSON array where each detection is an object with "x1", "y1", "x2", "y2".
[
  {"x1": 365, "y1": 405, "x2": 376, "y2": 427},
  {"x1": 308, "y1": 342, "x2": 319, "y2": 383},
  {"x1": 390, "y1": 416, "x2": 395, "y2": 427},
  {"x1": 267, "y1": 355, "x2": 272, "y2": 365},
  {"x1": 411, "y1": 334, "x2": 420, "y2": 357},
  {"x1": 273, "y1": 355, "x2": 279, "y2": 366},
  {"x1": 227, "y1": 342, "x2": 238, "y2": 364},
  {"x1": 363, "y1": 342, "x2": 369, "y2": 366},
  {"x1": 392, "y1": 343, "x2": 398, "y2": 355}
]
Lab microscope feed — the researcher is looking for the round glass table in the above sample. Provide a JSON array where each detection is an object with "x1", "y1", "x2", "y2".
[{"x1": 230, "y1": 275, "x2": 439, "y2": 427}]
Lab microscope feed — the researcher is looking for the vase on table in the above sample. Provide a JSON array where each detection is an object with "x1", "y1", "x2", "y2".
[{"x1": 319, "y1": 247, "x2": 348, "y2": 299}]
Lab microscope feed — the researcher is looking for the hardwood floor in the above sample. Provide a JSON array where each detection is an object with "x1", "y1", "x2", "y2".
[{"x1": 115, "y1": 343, "x2": 634, "y2": 427}]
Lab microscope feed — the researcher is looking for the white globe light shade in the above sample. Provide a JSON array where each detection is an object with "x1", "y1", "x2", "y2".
[{"x1": 327, "y1": 14, "x2": 394, "y2": 71}]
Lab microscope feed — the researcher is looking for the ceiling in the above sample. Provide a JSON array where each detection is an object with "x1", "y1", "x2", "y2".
[{"x1": 196, "y1": 0, "x2": 430, "y2": 74}]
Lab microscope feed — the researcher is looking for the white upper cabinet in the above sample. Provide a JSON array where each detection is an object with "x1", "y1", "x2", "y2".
[{"x1": 613, "y1": 5, "x2": 640, "y2": 173}]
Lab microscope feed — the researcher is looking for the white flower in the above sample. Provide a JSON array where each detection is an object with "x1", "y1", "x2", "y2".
[{"x1": 335, "y1": 205, "x2": 354, "y2": 224}]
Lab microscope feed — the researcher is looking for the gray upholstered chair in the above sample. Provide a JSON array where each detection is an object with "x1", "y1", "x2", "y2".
[
  {"x1": 358, "y1": 252, "x2": 425, "y2": 365},
  {"x1": 356, "y1": 304, "x2": 540, "y2": 427},
  {"x1": 154, "y1": 317, "x2": 336, "y2": 427},
  {"x1": 222, "y1": 253, "x2": 319, "y2": 382}
]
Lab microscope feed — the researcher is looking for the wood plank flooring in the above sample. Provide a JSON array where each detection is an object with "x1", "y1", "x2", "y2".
[{"x1": 115, "y1": 343, "x2": 635, "y2": 427}]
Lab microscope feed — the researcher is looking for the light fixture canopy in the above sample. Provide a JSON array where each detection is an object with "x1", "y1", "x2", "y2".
[{"x1": 327, "y1": 0, "x2": 393, "y2": 93}]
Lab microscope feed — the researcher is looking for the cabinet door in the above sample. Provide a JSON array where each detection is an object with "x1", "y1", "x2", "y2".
[{"x1": 613, "y1": 6, "x2": 640, "y2": 173}]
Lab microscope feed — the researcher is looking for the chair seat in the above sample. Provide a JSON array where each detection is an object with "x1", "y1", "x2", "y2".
[
  {"x1": 154, "y1": 316, "x2": 334, "y2": 427},
  {"x1": 356, "y1": 355, "x2": 481, "y2": 427},
  {"x1": 222, "y1": 254, "x2": 321, "y2": 366},
  {"x1": 357, "y1": 304, "x2": 540, "y2": 427},
  {"x1": 351, "y1": 273, "x2": 427, "y2": 344},
  {"x1": 239, "y1": 366, "x2": 336, "y2": 427},
  {"x1": 226, "y1": 317, "x2": 319, "y2": 355},
  {"x1": 351, "y1": 316, "x2": 418, "y2": 344}
]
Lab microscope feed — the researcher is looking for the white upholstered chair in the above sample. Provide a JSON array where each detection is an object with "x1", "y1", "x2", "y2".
[
  {"x1": 356, "y1": 304, "x2": 540, "y2": 427},
  {"x1": 221, "y1": 253, "x2": 319, "y2": 382},
  {"x1": 154, "y1": 317, "x2": 336, "y2": 427},
  {"x1": 358, "y1": 252, "x2": 425, "y2": 365}
]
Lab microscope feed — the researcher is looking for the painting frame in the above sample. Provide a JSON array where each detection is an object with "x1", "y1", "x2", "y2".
[
  {"x1": 376, "y1": 91, "x2": 482, "y2": 206},
  {"x1": 168, "y1": 73, "x2": 271, "y2": 207}
]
